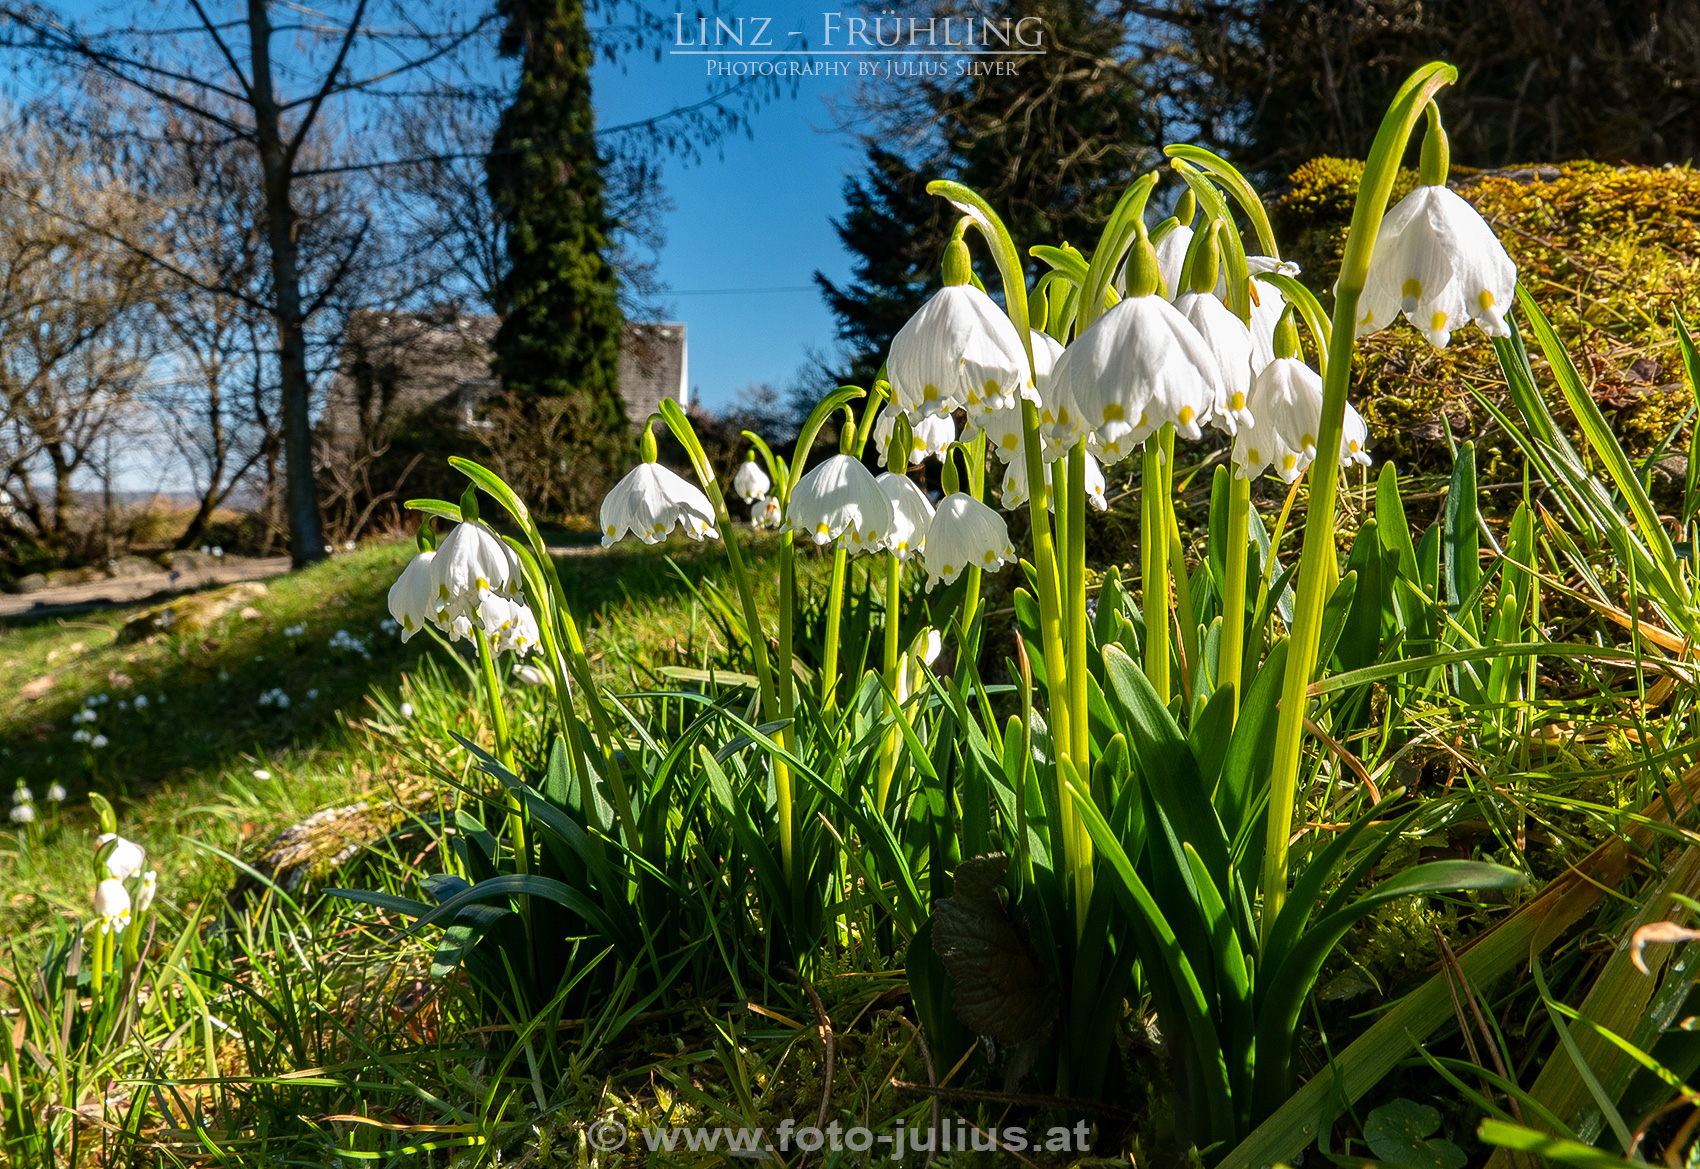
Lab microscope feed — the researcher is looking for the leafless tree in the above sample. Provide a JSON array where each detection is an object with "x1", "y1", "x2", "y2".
[{"x1": 0, "y1": 110, "x2": 156, "y2": 565}]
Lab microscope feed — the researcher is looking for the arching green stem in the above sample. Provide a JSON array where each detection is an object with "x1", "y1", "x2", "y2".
[
  {"x1": 1220, "y1": 471, "x2": 1252, "y2": 718},
  {"x1": 1259, "y1": 62, "x2": 1458, "y2": 945}
]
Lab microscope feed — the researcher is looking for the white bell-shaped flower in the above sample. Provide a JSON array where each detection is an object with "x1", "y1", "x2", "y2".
[
  {"x1": 600, "y1": 463, "x2": 719, "y2": 546},
  {"x1": 888, "y1": 284, "x2": 1029, "y2": 421},
  {"x1": 789, "y1": 454, "x2": 894, "y2": 554},
  {"x1": 969, "y1": 330, "x2": 1064, "y2": 463},
  {"x1": 875, "y1": 472, "x2": 936, "y2": 560},
  {"x1": 732, "y1": 458, "x2": 771, "y2": 505},
  {"x1": 1176, "y1": 290, "x2": 1255, "y2": 434},
  {"x1": 873, "y1": 403, "x2": 955, "y2": 466},
  {"x1": 431, "y1": 521, "x2": 521, "y2": 609},
  {"x1": 386, "y1": 551, "x2": 438, "y2": 642},
  {"x1": 1357, "y1": 184, "x2": 1516, "y2": 347},
  {"x1": 135, "y1": 870, "x2": 157, "y2": 914},
  {"x1": 1243, "y1": 258, "x2": 1303, "y2": 373},
  {"x1": 753, "y1": 495, "x2": 784, "y2": 531},
  {"x1": 922, "y1": 493, "x2": 1016, "y2": 589},
  {"x1": 1047, "y1": 294, "x2": 1223, "y2": 465},
  {"x1": 467, "y1": 592, "x2": 541, "y2": 656},
  {"x1": 1001, "y1": 450, "x2": 1108, "y2": 512},
  {"x1": 1154, "y1": 222, "x2": 1194, "y2": 301},
  {"x1": 1232, "y1": 357, "x2": 1372, "y2": 483},
  {"x1": 96, "y1": 833, "x2": 146, "y2": 880},
  {"x1": 94, "y1": 877, "x2": 131, "y2": 934}
]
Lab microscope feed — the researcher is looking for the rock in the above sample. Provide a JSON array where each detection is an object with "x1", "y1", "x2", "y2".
[
  {"x1": 118, "y1": 581, "x2": 268, "y2": 643},
  {"x1": 19, "y1": 675, "x2": 54, "y2": 701},
  {"x1": 9, "y1": 573, "x2": 50, "y2": 595},
  {"x1": 105, "y1": 556, "x2": 159, "y2": 579},
  {"x1": 227, "y1": 798, "x2": 427, "y2": 907},
  {"x1": 239, "y1": 606, "x2": 264, "y2": 620}
]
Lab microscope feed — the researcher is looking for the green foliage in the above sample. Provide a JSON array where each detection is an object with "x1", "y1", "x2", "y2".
[
  {"x1": 487, "y1": 0, "x2": 630, "y2": 507},
  {"x1": 1272, "y1": 158, "x2": 1700, "y2": 470}
]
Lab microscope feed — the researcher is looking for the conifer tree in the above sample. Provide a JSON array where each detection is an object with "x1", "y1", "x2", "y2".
[{"x1": 488, "y1": 0, "x2": 631, "y2": 502}]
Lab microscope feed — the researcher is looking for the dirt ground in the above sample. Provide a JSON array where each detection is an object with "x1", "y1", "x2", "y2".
[{"x1": 0, "y1": 556, "x2": 294, "y2": 620}]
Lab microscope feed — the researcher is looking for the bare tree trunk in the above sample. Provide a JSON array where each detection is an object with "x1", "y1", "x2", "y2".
[{"x1": 248, "y1": 0, "x2": 325, "y2": 569}]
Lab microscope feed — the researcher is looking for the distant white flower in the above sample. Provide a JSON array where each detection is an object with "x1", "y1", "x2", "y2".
[
  {"x1": 257, "y1": 689, "x2": 289, "y2": 709},
  {"x1": 516, "y1": 664, "x2": 550, "y2": 687},
  {"x1": 399, "y1": 702, "x2": 416, "y2": 719},
  {"x1": 1001, "y1": 450, "x2": 1108, "y2": 512},
  {"x1": 733, "y1": 458, "x2": 771, "y2": 505},
  {"x1": 329, "y1": 629, "x2": 371, "y2": 658},
  {"x1": 12, "y1": 785, "x2": 31, "y2": 804},
  {"x1": 89, "y1": 734, "x2": 108, "y2": 749},
  {"x1": 306, "y1": 688, "x2": 319, "y2": 700},
  {"x1": 283, "y1": 623, "x2": 306, "y2": 638},
  {"x1": 93, "y1": 878, "x2": 131, "y2": 934},
  {"x1": 753, "y1": 495, "x2": 784, "y2": 531},
  {"x1": 1176, "y1": 290, "x2": 1255, "y2": 435},
  {"x1": 132, "y1": 694, "x2": 148, "y2": 710},
  {"x1": 1154, "y1": 222, "x2": 1194, "y2": 301},
  {"x1": 156, "y1": 694, "x2": 165, "y2": 705},
  {"x1": 9, "y1": 803, "x2": 34, "y2": 824},
  {"x1": 212, "y1": 547, "x2": 224, "y2": 558},
  {"x1": 922, "y1": 493, "x2": 1016, "y2": 589},
  {"x1": 96, "y1": 833, "x2": 146, "y2": 880},
  {"x1": 253, "y1": 768, "x2": 272, "y2": 780},
  {"x1": 788, "y1": 454, "x2": 894, "y2": 554},
  {"x1": 889, "y1": 284, "x2": 1029, "y2": 421},
  {"x1": 47, "y1": 783, "x2": 66, "y2": 803},
  {"x1": 72, "y1": 708, "x2": 96, "y2": 724},
  {"x1": 135, "y1": 870, "x2": 157, "y2": 914},
  {"x1": 387, "y1": 551, "x2": 438, "y2": 641},
  {"x1": 875, "y1": 472, "x2": 936, "y2": 560},
  {"x1": 1232, "y1": 357, "x2": 1372, "y2": 483},
  {"x1": 1358, "y1": 184, "x2": 1517, "y2": 347},
  {"x1": 379, "y1": 617, "x2": 401, "y2": 635},
  {"x1": 873, "y1": 404, "x2": 956, "y2": 466},
  {"x1": 73, "y1": 729, "x2": 92, "y2": 744},
  {"x1": 1047, "y1": 294, "x2": 1223, "y2": 465},
  {"x1": 117, "y1": 699, "x2": 128, "y2": 711},
  {"x1": 600, "y1": 463, "x2": 719, "y2": 546}
]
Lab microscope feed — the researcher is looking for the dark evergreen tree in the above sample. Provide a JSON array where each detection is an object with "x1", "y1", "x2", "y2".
[
  {"x1": 488, "y1": 0, "x2": 631, "y2": 508},
  {"x1": 817, "y1": 0, "x2": 1160, "y2": 387},
  {"x1": 816, "y1": 146, "x2": 952, "y2": 392}
]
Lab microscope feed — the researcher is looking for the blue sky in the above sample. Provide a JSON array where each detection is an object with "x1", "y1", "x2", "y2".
[{"x1": 593, "y1": 3, "x2": 865, "y2": 414}]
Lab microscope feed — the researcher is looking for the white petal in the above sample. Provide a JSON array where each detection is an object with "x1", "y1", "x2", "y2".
[
  {"x1": 789, "y1": 454, "x2": 894, "y2": 553},
  {"x1": 889, "y1": 285, "x2": 1029, "y2": 421},
  {"x1": 1177, "y1": 291, "x2": 1255, "y2": 434},
  {"x1": 922, "y1": 493, "x2": 1016, "y2": 589},
  {"x1": 733, "y1": 460, "x2": 771, "y2": 505},
  {"x1": 875, "y1": 472, "x2": 936, "y2": 559},
  {"x1": 600, "y1": 463, "x2": 719, "y2": 546}
]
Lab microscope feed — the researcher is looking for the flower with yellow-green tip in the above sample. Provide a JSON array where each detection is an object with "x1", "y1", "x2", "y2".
[
  {"x1": 600, "y1": 463, "x2": 719, "y2": 546},
  {"x1": 733, "y1": 455, "x2": 770, "y2": 505},
  {"x1": 875, "y1": 472, "x2": 936, "y2": 560},
  {"x1": 94, "y1": 878, "x2": 131, "y2": 934},
  {"x1": 1357, "y1": 184, "x2": 1516, "y2": 348},
  {"x1": 431, "y1": 520, "x2": 521, "y2": 606},
  {"x1": 921, "y1": 493, "x2": 1016, "y2": 590},
  {"x1": 789, "y1": 454, "x2": 894, "y2": 554},
  {"x1": 1176, "y1": 289, "x2": 1255, "y2": 435},
  {"x1": 874, "y1": 404, "x2": 955, "y2": 466},
  {"x1": 386, "y1": 551, "x2": 438, "y2": 642},
  {"x1": 96, "y1": 833, "x2": 146, "y2": 880},
  {"x1": 1232, "y1": 357, "x2": 1372, "y2": 483},
  {"x1": 1000, "y1": 449, "x2": 1108, "y2": 512}
]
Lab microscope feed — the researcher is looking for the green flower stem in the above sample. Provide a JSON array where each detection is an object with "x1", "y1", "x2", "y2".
[
  {"x1": 1065, "y1": 442, "x2": 1093, "y2": 924},
  {"x1": 657, "y1": 400, "x2": 799, "y2": 878},
  {"x1": 90, "y1": 924, "x2": 106, "y2": 995},
  {"x1": 1221, "y1": 473, "x2": 1253, "y2": 718},
  {"x1": 1143, "y1": 435, "x2": 1173, "y2": 705},
  {"x1": 474, "y1": 628, "x2": 529, "y2": 881},
  {"x1": 1164, "y1": 145, "x2": 1280, "y2": 257},
  {"x1": 962, "y1": 432, "x2": 988, "y2": 637},
  {"x1": 876, "y1": 551, "x2": 904, "y2": 814},
  {"x1": 1259, "y1": 62, "x2": 1457, "y2": 945},
  {"x1": 821, "y1": 546, "x2": 849, "y2": 712},
  {"x1": 926, "y1": 180, "x2": 1085, "y2": 897}
]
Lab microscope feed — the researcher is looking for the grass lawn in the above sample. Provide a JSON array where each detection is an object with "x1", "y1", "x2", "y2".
[{"x1": 0, "y1": 531, "x2": 795, "y2": 948}]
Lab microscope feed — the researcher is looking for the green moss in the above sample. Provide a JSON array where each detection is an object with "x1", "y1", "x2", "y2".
[{"x1": 1267, "y1": 159, "x2": 1700, "y2": 472}]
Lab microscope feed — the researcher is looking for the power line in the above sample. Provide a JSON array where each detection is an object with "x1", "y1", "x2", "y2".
[{"x1": 668, "y1": 284, "x2": 816, "y2": 296}]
